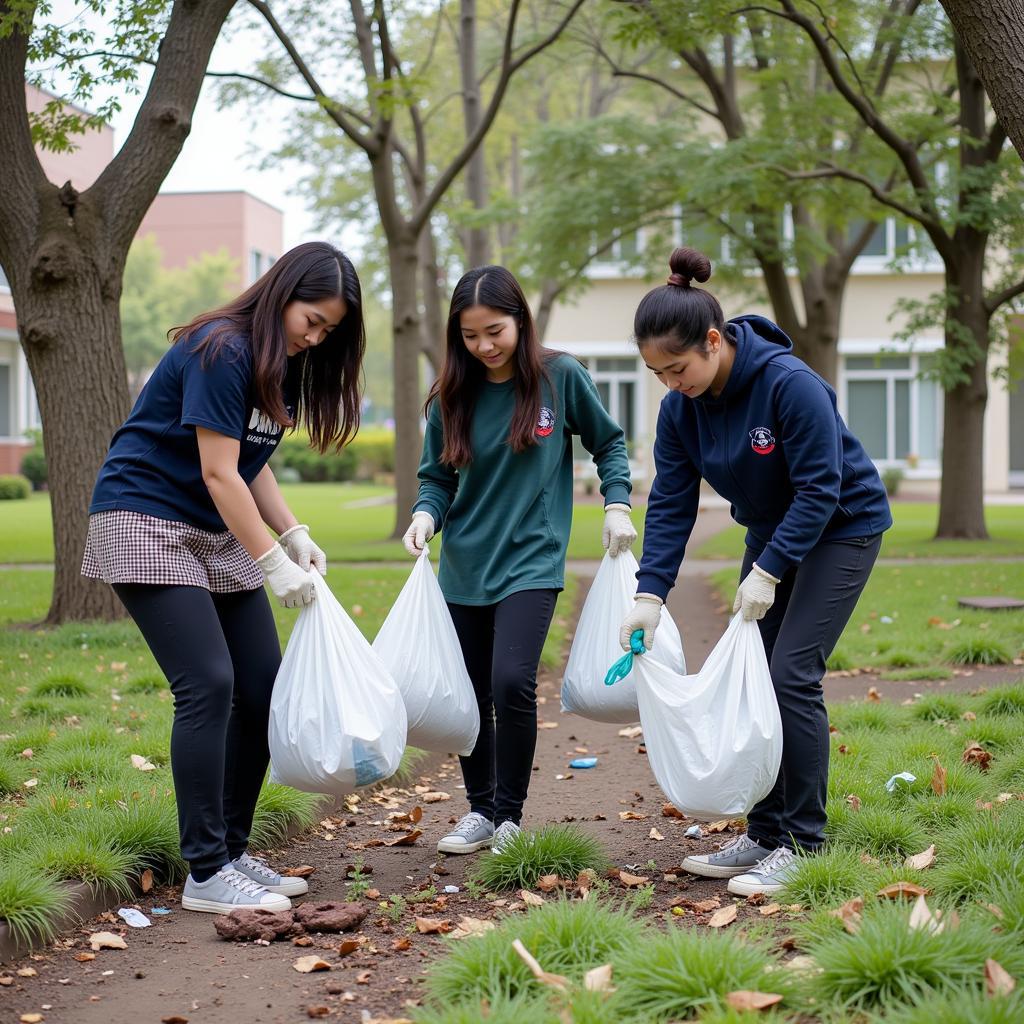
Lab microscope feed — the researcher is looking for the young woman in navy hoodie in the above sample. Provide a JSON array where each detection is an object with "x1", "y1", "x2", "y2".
[{"x1": 619, "y1": 247, "x2": 892, "y2": 897}]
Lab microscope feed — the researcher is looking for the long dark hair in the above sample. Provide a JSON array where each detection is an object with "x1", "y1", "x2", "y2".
[
  {"x1": 633, "y1": 247, "x2": 728, "y2": 356},
  {"x1": 426, "y1": 265, "x2": 554, "y2": 468},
  {"x1": 173, "y1": 241, "x2": 365, "y2": 453}
]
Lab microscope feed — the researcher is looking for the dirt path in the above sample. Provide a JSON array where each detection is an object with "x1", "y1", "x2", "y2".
[{"x1": 3, "y1": 508, "x2": 1021, "y2": 1023}]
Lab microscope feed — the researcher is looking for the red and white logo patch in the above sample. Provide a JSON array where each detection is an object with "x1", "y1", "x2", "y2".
[
  {"x1": 749, "y1": 426, "x2": 775, "y2": 455},
  {"x1": 536, "y1": 406, "x2": 555, "y2": 437}
]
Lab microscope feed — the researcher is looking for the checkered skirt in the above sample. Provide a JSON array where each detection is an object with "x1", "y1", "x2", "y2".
[{"x1": 81, "y1": 510, "x2": 264, "y2": 592}]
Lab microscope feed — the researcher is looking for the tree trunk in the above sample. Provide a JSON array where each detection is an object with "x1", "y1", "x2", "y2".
[
  {"x1": 535, "y1": 279, "x2": 563, "y2": 344},
  {"x1": 418, "y1": 224, "x2": 445, "y2": 372},
  {"x1": 940, "y1": 0, "x2": 1024, "y2": 162},
  {"x1": 936, "y1": 267, "x2": 990, "y2": 539},
  {"x1": 460, "y1": 0, "x2": 490, "y2": 267},
  {"x1": 17, "y1": 199, "x2": 130, "y2": 622},
  {"x1": 389, "y1": 234, "x2": 425, "y2": 539}
]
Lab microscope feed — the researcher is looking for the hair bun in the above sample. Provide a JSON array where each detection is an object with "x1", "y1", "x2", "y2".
[{"x1": 668, "y1": 246, "x2": 712, "y2": 285}]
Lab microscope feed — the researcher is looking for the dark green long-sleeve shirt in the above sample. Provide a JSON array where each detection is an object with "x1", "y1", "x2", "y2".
[{"x1": 414, "y1": 354, "x2": 632, "y2": 605}]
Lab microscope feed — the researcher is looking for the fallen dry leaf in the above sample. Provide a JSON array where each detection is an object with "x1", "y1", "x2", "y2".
[
  {"x1": 985, "y1": 958, "x2": 1016, "y2": 997},
  {"x1": 866, "y1": 686, "x2": 881, "y2": 702},
  {"x1": 985, "y1": 903, "x2": 1005, "y2": 920},
  {"x1": 140, "y1": 868, "x2": 154, "y2": 893},
  {"x1": 414, "y1": 917, "x2": 452, "y2": 934},
  {"x1": 618, "y1": 870, "x2": 649, "y2": 887},
  {"x1": 617, "y1": 726, "x2": 643, "y2": 738},
  {"x1": 877, "y1": 881, "x2": 929, "y2": 900},
  {"x1": 73, "y1": 953, "x2": 95, "y2": 963},
  {"x1": 661, "y1": 803, "x2": 685, "y2": 819},
  {"x1": 293, "y1": 936, "x2": 314, "y2": 947},
  {"x1": 519, "y1": 890, "x2": 545, "y2": 908},
  {"x1": 961, "y1": 710, "x2": 977, "y2": 721},
  {"x1": 904, "y1": 845, "x2": 936, "y2": 871},
  {"x1": 384, "y1": 829, "x2": 422, "y2": 847},
  {"x1": 537, "y1": 874, "x2": 560, "y2": 892},
  {"x1": 292, "y1": 956, "x2": 332, "y2": 973},
  {"x1": 706, "y1": 820, "x2": 731, "y2": 833},
  {"x1": 829, "y1": 897, "x2": 864, "y2": 934},
  {"x1": 306, "y1": 1007, "x2": 331, "y2": 1019},
  {"x1": 584, "y1": 963, "x2": 614, "y2": 993},
  {"x1": 758, "y1": 903, "x2": 782, "y2": 917},
  {"x1": 392, "y1": 937, "x2": 412, "y2": 951},
  {"x1": 130, "y1": 754, "x2": 156, "y2": 772},
  {"x1": 421, "y1": 792, "x2": 450, "y2": 803},
  {"x1": 725, "y1": 990, "x2": 784, "y2": 1011},
  {"x1": 930, "y1": 754, "x2": 947, "y2": 796},
  {"x1": 89, "y1": 931, "x2": 127, "y2": 951},
  {"x1": 511, "y1": 938, "x2": 570, "y2": 991},
  {"x1": 338, "y1": 938, "x2": 362, "y2": 956},
  {"x1": 618, "y1": 811, "x2": 648, "y2": 821},
  {"x1": 908, "y1": 895, "x2": 944, "y2": 934},
  {"x1": 708, "y1": 904, "x2": 738, "y2": 928},
  {"x1": 160, "y1": 1016, "x2": 189, "y2": 1024},
  {"x1": 537, "y1": 720, "x2": 558, "y2": 729},
  {"x1": 356, "y1": 970, "x2": 373, "y2": 984},
  {"x1": 845, "y1": 794, "x2": 862, "y2": 812},
  {"x1": 449, "y1": 916, "x2": 496, "y2": 940},
  {"x1": 649, "y1": 827, "x2": 665, "y2": 841},
  {"x1": 389, "y1": 806, "x2": 423, "y2": 825},
  {"x1": 17, "y1": 748, "x2": 32, "y2": 759},
  {"x1": 281, "y1": 865, "x2": 316, "y2": 878},
  {"x1": 20, "y1": 1015, "x2": 44, "y2": 1024},
  {"x1": 961, "y1": 743, "x2": 992, "y2": 772}
]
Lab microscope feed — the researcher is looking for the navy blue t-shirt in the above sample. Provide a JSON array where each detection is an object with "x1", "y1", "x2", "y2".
[{"x1": 90, "y1": 322, "x2": 297, "y2": 532}]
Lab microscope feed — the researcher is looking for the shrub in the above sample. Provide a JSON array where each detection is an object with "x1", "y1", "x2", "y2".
[
  {"x1": 20, "y1": 448, "x2": 46, "y2": 490},
  {"x1": 881, "y1": 467, "x2": 903, "y2": 496},
  {"x1": 0, "y1": 474, "x2": 31, "y2": 500},
  {"x1": 470, "y1": 825, "x2": 610, "y2": 892}
]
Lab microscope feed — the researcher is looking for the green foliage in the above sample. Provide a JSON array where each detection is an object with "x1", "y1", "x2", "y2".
[
  {"x1": 20, "y1": 430, "x2": 46, "y2": 490},
  {"x1": 469, "y1": 825, "x2": 610, "y2": 892},
  {"x1": 33, "y1": 674, "x2": 90, "y2": 698},
  {"x1": 0, "y1": 474, "x2": 31, "y2": 500},
  {"x1": 121, "y1": 235, "x2": 238, "y2": 377},
  {"x1": 874, "y1": 987, "x2": 1024, "y2": 1024},
  {"x1": 947, "y1": 637, "x2": 1013, "y2": 666},
  {"x1": 0, "y1": 862, "x2": 72, "y2": 946},
  {"x1": 980, "y1": 683, "x2": 1024, "y2": 716}
]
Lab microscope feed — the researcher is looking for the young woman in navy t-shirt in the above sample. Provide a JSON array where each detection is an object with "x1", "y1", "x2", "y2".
[
  {"x1": 83, "y1": 241, "x2": 365, "y2": 914},
  {"x1": 619, "y1": 247, "x2": 891, "y2": 897}
]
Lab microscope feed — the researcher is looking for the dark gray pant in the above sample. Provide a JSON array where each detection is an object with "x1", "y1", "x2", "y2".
[{"x1": 740, "y1": 534, "x2": 882, "y2": 852}]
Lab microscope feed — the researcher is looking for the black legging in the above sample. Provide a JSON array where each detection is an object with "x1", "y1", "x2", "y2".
[
  {"x1": 113, "y1": 583, "x2": 281, "y2": 881},
  {"x1": 447, "y1": 589, "x2": 558, "y2": 827},
  {"x1": 740, "y1": 534, "x2": 883, "y2": 852}
]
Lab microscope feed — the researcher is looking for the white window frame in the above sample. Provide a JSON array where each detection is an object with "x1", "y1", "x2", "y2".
[
  {"x1": 850, "y1": 217, "x2": 943, "y2": 274},
  {"x1": 249, "y1": 248, "x2": 264, "y2": 284},
  {"x1": 585, "y1": 356, "x2": 642, "y2": 446},
  {"x1": 837, "y1": 340, "x2": 944, "y2": 474},
  {"x1": 0, "y1": 358, "x2": 14, "y2": 441}
]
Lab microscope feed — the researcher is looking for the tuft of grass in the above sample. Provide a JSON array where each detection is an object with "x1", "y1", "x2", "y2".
[
  {"x1": 980, "y1": 682, "x2": 1024, "y2": 716},
  {"x1": 947, "y1": 637, "x2": 1013, "y2": 666},
  {"x1": 832, "y1": 805, "x2": 928, "y2": 858},
  {"x1": 908, "y1": 794, "x2": 977, "y2": 833},
  {"x1": 32, "y1": 674, "x2": 90, "y2": 698},
  {"x1": 911, "y1": 694, "x2": 966, "y2": 722},
  {"x1": 808, "y1": 900, "x2": 1024, "y2": 1011},
  {"x1": 249, "y1": 782, "x2": 322, "y2": 849},
  {"x1": 826, "y1": 649, "x2": 854, "y2": 671},
  {"x1": 413, "y1": 993, "x2": 564, "y2": 1024},
  {"x1": 97, "y1": 798, "x2": 187, "y2": 882},
  {"x1": 16, "y1": 697, "x2": 63, "y2": 720},
  {"x1": 25, "y1": 832, "x2": 136, "y2": 898},
  {"x1": 0, "y1": 862, "x2": 73, "y2": 945},
  {"x1": 0, "y1": 754, "x2": 26, "y2": 795},
  {"x1": 884, "y1": 650, "x2": 926, "y2": 669},
  {"x1": 872, "y1": 986, "x2": 1024, "y2": 1024},
  {"x1": 883, "y1": 666, "x2": 954, "y2": 682},
  {"x1": 610, "y1": 927, "x2": 798, "y2": 1021},
  {"x1": 829, "y1": 701, "x2": 905, "y2": 733},
  {"x1": 424, "y1": 899, "x2": 644, "y2": 1007},
  {"x1": 993, "y1": 748, "x2": 1024, "y2": 792},
  {"x1": 930, "y1": 840, "x2": 1024, "y2": 902},
  {"x1": 469, "y1": 825, "x2": 610, "y2": 892},
  {"x1": 391, "y1": 745, "x2": 428, "y2": 786},
  {"x1": 782, "y1": 846, "x2": 877, "y2": 906},
  {"x1": 961, "y1": 717, "x2": 1019, "y2": 753},
  {"x1": 123, "y1": 674, "x2": 167, "y2": 695}
]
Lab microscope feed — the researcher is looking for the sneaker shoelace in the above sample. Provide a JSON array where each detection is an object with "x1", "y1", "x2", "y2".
[
  {"x1": 718, "y1": 833, "x2": 760, "y2": 855},
  {"x1": 451, "y1": 812, "x2": 489, "y2": 838},
  {"x1": 236, "y1": 853, "x2": 277, "y2": 882},
  {"x1": 754, "y1": 846, "x2": 795, "y2": 876},
  {"x1": 217, "y1": 867, "x2": 270, "y2": 898},
  {"x1": 493, "y1": 822, "x2": 520, "y2": 845}
]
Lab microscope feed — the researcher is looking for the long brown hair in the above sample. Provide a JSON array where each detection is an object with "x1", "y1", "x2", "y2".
[
  {"x1": 426, "y1": 265, "x2": 554, "y2": 467},
  {"x1": 173, "y1": 241, "x2": 365, "y2": 453}
]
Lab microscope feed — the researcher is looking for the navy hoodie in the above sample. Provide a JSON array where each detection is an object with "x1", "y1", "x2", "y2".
[{"x1": 636, "y1": 315, "x2": 892, "y2": 601}]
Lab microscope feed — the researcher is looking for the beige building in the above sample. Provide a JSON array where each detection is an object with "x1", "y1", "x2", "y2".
[
  {"x1": 0, "y1": 86, "x2": 283, "y2": 474},
  {"x1": 546, "y1": 221, "x2": 1024, "y2": 493}
]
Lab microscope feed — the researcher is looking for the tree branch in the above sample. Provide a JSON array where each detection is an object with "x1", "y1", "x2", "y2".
[
  {"x1": 985, "y1": 275, "x2": 1024, "y2": 315},
  {"x1": 411, "y1": 0, "x2": 586, "y2": 235}
]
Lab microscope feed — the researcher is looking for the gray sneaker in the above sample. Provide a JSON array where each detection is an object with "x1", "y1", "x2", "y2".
[
  {"x1": 491, "y1": 820, "x2": 522, "y2": 855},
  {"x1": 682, "y1": 833, "x2": 774, "y2": 879},
  {"x1": 726, "y1": 845, "x2": 799, "y2": 897},
  {"x1": 233, "y1": 852, "x2": 309, "y2": 897},
  {"x1": 437, "y1": 812, "x2": 494, "y2": 854},
  {"x1": 181, "y1": 865, "x2": 292, "y2": 914}
]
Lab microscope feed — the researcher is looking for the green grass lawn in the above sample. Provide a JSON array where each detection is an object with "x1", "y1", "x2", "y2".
[
  {"x1": 693, "y1": 502, "x2": 1024, "y2": 560},
  {"x1": 710, "y1": 561, "x2": 1024, "y2": 672},
  {"x1": 0, "y1": 485, "x2": 645, "y2": 564},
  {"x1": 0, "y1": 566, "x2": 575, "y2": 944}
]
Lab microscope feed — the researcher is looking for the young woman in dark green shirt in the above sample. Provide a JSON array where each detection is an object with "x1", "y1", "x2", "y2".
[{"x1": 403, "y1": 266, "x2": 636, "y2": 855}]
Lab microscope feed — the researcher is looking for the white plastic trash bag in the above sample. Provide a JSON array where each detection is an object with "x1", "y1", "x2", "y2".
[
  {"x1": 629, "y1": 613, "x2": 782, "y2": 818},
  {"x1": 560, "y1": 551, "x2": 685, "y2": 723},
  {"x1": 372, "y1": 548, "x2": 480, "y2": 756},
  {"x1": 269, "y1": 578, "x2": 407, "y2": 796}
]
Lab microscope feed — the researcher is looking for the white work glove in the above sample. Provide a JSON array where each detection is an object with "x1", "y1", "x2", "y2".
[
  {"x1": 278, "y1": 523, "x2": 327, "y2": 575},
  {"x1": 403, "y1": 511, "x2": 435, "y2": 557},
  {"x1": 602, "y1": 502, "x2": 637, "y2": 558},
  {"x1": 618, "y1": 593, "x2": 663, "y2": 652},
  {"x1": 256, "y1": 543, "x2": 317, "y2": 608},
  {"x1": 733, "y1": 563, "x2": 780, "y2": 621}
]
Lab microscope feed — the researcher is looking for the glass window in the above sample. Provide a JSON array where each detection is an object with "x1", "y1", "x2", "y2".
[
  {"x1": 894, "y1": 379, "x2": 911, "y2": 459},
  {"x1": 595, "y1": 358, "x2": 639, "y2": 372},
  {"x1": 847, "y1": 355, "x2": 910, "y2": 370},
  {"x1": 249, "y1": 249, "x2": 263, "y2": 283},
  {"x1": 847, "y1": 379, "x2": 888, "y2": 459},
  {"x1": 917, "y1": 375, "x2": 939, "y2": 461},
  {"x1": 618, "y1": 230, "x2": 640, "y2": 261},
  {"x1": 894, "y1": 222, "x2": 910, "y2": 250},
  {"x1": 617, "y1": 381, "x2": 636, "y2": 444},
  {"x1": 596, "y1": 380, "x2": 611, "y2": 408},
  {"x1": 850, "y1": 220, "x2": 888, "y2": 256},
  {"x1": 0, "y1": 364, "x2": 11, "y2": 437}
]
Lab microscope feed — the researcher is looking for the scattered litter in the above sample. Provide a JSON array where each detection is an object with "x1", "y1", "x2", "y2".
[
  {"x1": 150, "y1": 907, "x2": 171, "y2": 915},
  {"x1": 885, "y1": 772, "x2": 916, "y2": 793},
  {"x1": 443, "y1": 885, "x2": 460, "y2": 894},
  {"x1": 117, "y1": 908, "x2": 152, "y2": 928},
  {"x1": 685, "y1": 825, "x2": 703, "y2": 838},
  {"x1": 880, "y1": 616, "x2": 893, "y2": 624},
  {"x1": 569, "y1": 757, "x2": 598, "y2": 769}
]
